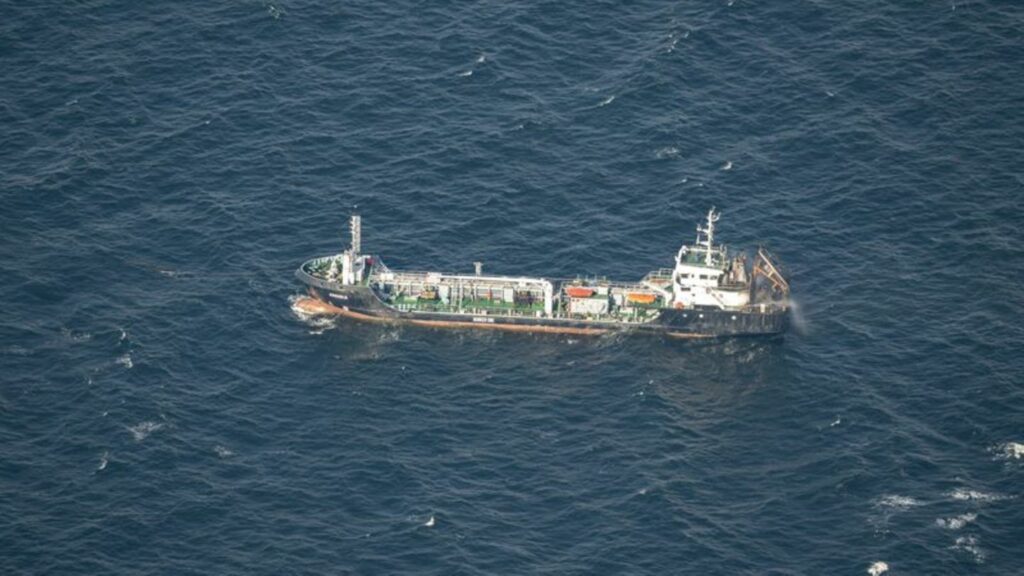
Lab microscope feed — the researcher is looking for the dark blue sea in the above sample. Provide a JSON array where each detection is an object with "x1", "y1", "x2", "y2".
[{"x1": 2, "y1": 1, "x2": 1022, "y2": 574}]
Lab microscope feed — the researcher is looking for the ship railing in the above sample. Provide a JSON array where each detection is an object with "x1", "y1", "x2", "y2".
[
  {"x1": 641, "y1": 268, "x2": 674, "y2": 283},
  {"x1": 295, "y1": 261, "x2": 343, "y2": 291},
  {"x1": 372, "y1": 269, "x2": 553, "y2": 288}
]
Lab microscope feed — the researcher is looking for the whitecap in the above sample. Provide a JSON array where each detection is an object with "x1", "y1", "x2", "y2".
[
  {"x1": 997, "y1": 441, "x2": 1024, "y2": 460},
  {"x1": 424, "y1": 515, "x2": 436, "y2": 527},
  {"x1": 307, "y1": 316, "x2": 335, "y2": 335},
  {"x1": 97, "y1": 451, "x2": 109, "y2": 471},
  {"x1": 830, "y1": 416, "x2": 842, "y2": 427},
  {"x1": 598, "y1": 95, "x2": 615, "y2": 107},
  {"x1": 867, "y1": 561, "x2": 888, "y2": 575},
  {"x1": 116, "y1": 353, "x2": 133, "y2": 369},
  {"x1": 936, "y1": 512, "x2": 976, "y2": 530},
  {"x1": 61, "y1": 327, "x2": 92, "y2": 342},
  {"x1": 952, "y1": 535, "x2": 985, "y2": 563},
  {"x1": 214, "y1": 445, "x2": 233, "y2": 458},
  {"x1": 475, "y1": 54, "x2": 486, "y2": 64},
  {"x1": 875, "y1": 495, "x2": 921, "y2": 510},
  {"x1": 457, "y1": 70, "x2": 473, "y2": 77},
  {"x1": 128, "y1": 421, "x2": 163, "y2": 442},
  {"x1": 655, "y1": 146, "x2": 679, "y2": 159},
  {"x1": 948, "y1": 488, "x2": 1010, "y2": 502},
  {"x1": 721, "y1": 160, "x2": 733, "y2": 170}
]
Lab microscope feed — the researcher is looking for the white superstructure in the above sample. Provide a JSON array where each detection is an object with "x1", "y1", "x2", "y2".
[{"x1": 671, "y1": 207, "x2": 752, "y2": 309}]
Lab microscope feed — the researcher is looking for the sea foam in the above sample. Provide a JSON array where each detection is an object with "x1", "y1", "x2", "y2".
[
  {"x1": 867, "y1": 561, "x2": 888, "y2": 575},
  {"x1": 948, "y1": 488, "x2": 1010, "y2": 502},
  {"x1": 875, "y1": 495, "x2": 921, "y2": 510},
  {"x1": 951, "y1": 535, "x2": 985, "y2": 563},
  {"x1": 935, "y1": 512, "x2": 976, "y2": 530},
  {"x1": 997, "y1": 441, "x2": 1024, "y2": 460},
  {"x1": 128, "y1": 421, "x2": 163, "y2": 442}
]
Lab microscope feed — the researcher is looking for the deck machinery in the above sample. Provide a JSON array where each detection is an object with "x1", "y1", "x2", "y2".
[{"x1": 295, "y1": 209, "x2": 790, "y2": 337}]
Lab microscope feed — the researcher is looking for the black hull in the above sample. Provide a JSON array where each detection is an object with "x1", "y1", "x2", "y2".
[{"x1": 299, "y1": 280, "x2": 788, "y2": 338}]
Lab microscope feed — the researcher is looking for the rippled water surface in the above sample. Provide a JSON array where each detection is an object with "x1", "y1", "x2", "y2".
[{"x1": 2, "y1": 1, "x2": 1023, "y2": 574}]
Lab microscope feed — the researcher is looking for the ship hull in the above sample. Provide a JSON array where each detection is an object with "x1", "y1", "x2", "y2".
[{"x1": 297, "y1": 281, "x2": 788, "y2": 339}]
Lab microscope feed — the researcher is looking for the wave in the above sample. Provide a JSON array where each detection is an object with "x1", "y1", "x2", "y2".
[
  {"x1": 948, "y1": 488, "x2": 1011, "y2": 502},
  {"x1": 993, "y1": 441, "x2": 1024, "y2": 461},
  {"x1": 951, "y1": 535, "x2": 985, "y2": 563},
  {"x1": 875, "y1": 495, "x2": 921, "y2": 510},
  {"x1": 935, "y1": 512, "x2": 976, "y2": 530},
  {"x1": 60, "y1": 327, "x2": 93, "y2": 342},
  {"x1": 128, "y1": 421, "x2": 163, "y2": 442},
  {"x1": 867, "y1": 561, "x2": 888, "y2": 575}
]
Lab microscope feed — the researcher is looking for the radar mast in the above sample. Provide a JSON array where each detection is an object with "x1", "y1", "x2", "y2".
[
  {"x1": 349, "y1": 214, "x2": 361, "y2": 256},
  {"x1": 695, "y1": 207, "x2": 720, "y2": 266}
]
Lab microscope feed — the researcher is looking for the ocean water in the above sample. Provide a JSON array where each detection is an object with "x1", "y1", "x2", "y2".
[{"x1": 2, "y1": 1, "x2": 1022, "y2": 573}]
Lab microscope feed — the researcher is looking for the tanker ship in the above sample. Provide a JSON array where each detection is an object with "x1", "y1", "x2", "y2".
[{"x1": 293, "y1": 209, "x2": 790, "y2": 338}]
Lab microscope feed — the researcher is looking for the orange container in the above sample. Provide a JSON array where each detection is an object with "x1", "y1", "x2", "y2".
[
  {"x1": 626, "y1": 292, "x2": 657, "y2": 304},
  {"x1": 565, "y1": 286, "x2": 595, "y2": 298}
]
